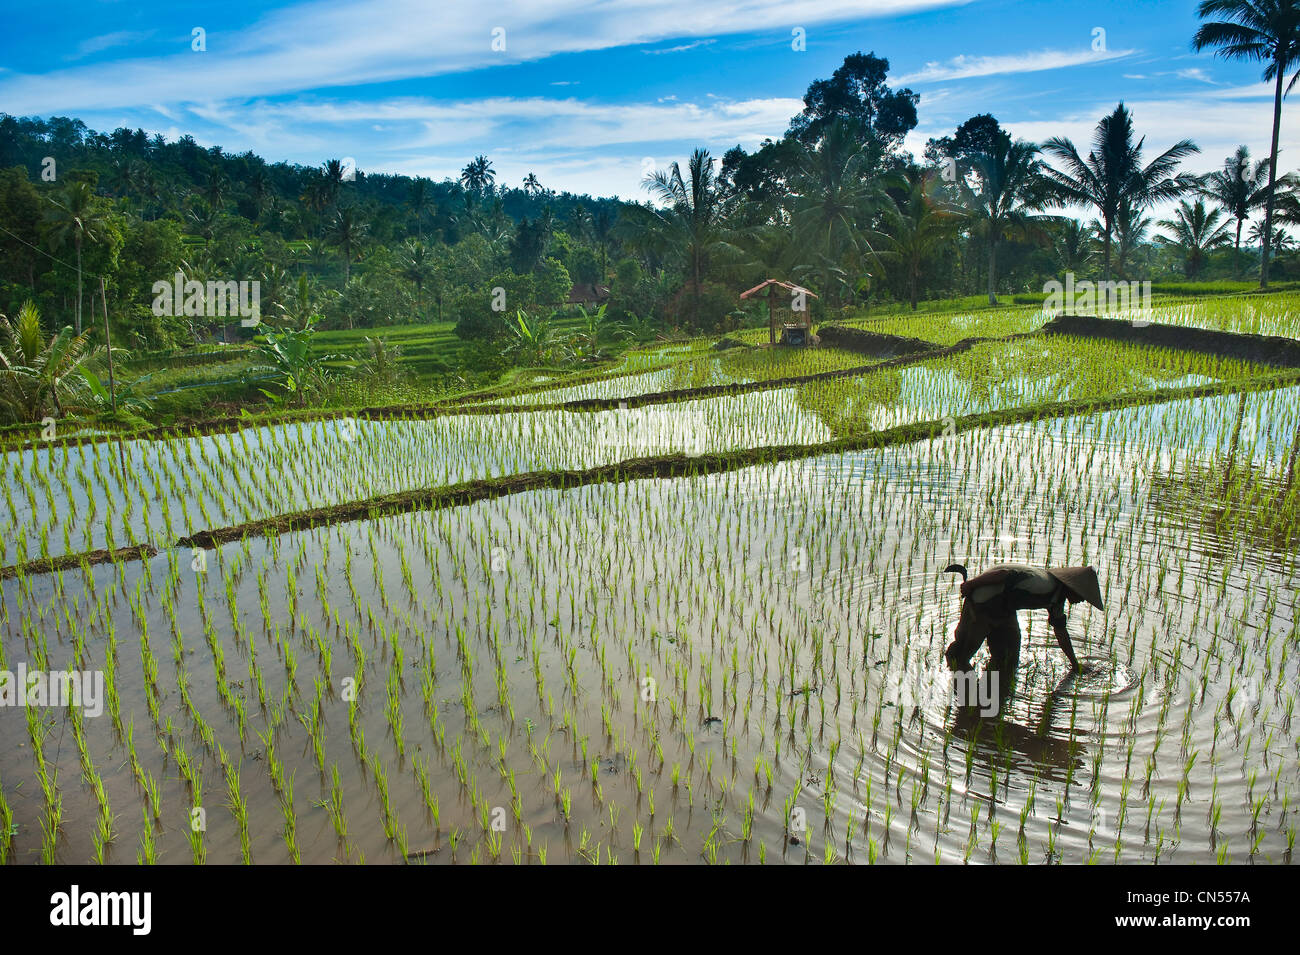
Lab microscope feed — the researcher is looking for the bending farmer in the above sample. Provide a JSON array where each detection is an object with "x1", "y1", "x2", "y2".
[{"x1": 942, "y1": 564, "x2": 1104, "y2": 672}]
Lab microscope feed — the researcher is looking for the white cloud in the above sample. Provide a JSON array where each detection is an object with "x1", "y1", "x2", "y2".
[
  {"x1": 72, "y1": 31, "x2": 154, "y2": 59},
  {"x1": 643, "y1": 39, "x2": 717, "y2": 54},
  {"x1": 897, "y1": 47, "x2": 1137, "y2": 85},
  {"x1": 0, "y1": 0, "x2": 966, "y2": 114}
]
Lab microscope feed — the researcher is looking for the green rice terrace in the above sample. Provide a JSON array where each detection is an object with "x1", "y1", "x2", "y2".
[{"x1": 2, "y1": 292, "x2": 1298, "y2": 866}]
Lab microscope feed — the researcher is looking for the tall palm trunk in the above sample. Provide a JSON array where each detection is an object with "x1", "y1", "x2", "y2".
[
  {"x1": 1102, "y1": 227, "x2": 1112, "y2": 282},
  {"x1": 1235, "y1": 217, "x2": 1244, "y2": 279},
  {"x1": 1261, "y1": 63, "x2": 1285, "y2": 289},
  {"x1": 987, "y1": 238, "x2": 998, "y2": 305},
  {"x1": 75, "y1": 233, "x2": 84, "y2": 335}
]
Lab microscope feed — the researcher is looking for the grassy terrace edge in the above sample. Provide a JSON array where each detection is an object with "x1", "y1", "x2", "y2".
[
  {"x1": 0, "y1": 339, "x2": 962, "y2": 452},
  {"x1": 5, "y1": 368, "x2": 1297, "y2": 581}
]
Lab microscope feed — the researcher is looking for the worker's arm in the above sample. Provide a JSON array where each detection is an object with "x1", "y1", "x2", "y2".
[{"x1": 1047, "y1": 589, "x2": 1080, "y2": 671}]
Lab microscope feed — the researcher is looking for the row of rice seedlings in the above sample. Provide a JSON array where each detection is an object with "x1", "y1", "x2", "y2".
[{"x1": 2, "y1": 368, "x2": 1296, "y2": 862}]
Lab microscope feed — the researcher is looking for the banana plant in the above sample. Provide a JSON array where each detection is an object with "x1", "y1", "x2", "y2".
[{"x1": 248, "y1": 315, "x2": 354, "y2": 408}]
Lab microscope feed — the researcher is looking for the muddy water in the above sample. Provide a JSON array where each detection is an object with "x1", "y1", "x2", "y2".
[{"x1": 3, "y1": 387, "x2": 1297, "y2": 864}]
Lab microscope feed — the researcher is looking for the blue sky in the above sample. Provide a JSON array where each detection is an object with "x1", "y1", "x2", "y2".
[{"x1": 1, "y1": 0, "x2": 1294, "y2": 202}]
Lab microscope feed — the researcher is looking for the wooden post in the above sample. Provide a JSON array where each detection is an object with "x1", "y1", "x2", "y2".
[{"x1": 768, "y1": 283, "x2": 776, "y2": 345}]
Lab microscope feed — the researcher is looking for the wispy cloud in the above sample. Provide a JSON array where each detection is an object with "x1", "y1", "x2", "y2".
[
  {"x1": 72, "y1": 30, "x2": 154, "y2": 59},
  {"x1": 897, "y1": 47, "x2": 1137, "y2": 84},
  {"x1": 0, "y1": 0, "x2": 966, "y2": 113},
  {"x1": 643, "y1": 39, "x2": 716, "y2": 54}
]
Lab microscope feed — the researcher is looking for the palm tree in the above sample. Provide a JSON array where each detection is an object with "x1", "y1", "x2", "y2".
[
  {"x1": 523, "y1": 172, "x2": 542, "y2": 195},
  {"x1": 1158, "y1": 199, "x2": 1235, "y2": 277},
  {"x1": 407, "y1": 178, "x2": 434, "y2": 241},
  {"x1": 963, "y1": 131, "x2": 1049, "y2": 304},
  {"x1": 300, "y1": 179, "x2": 332, "y2": 238},
  {"x1": 321, "y1": 159, "x2": 348, "y2": 207},
  {"x1": 0, "y1": 300, "x2": 97, "y2": 422},
  {"x1": 1052, "y1": 218, "x2": 1094, "y2": 275},
  {"x1": 201, "y1": 166, "x2": 232, "y2": 211},
  {"x1": 871, "y1": 167, "x2": 965, "y2": 310},
  {"x1": 127, "y1": 160, "x2": 159, "y2": 220},
  {"x1": 1247, "y1": 217, "x2": 1296, "y2": 253},
  {"x1": 1265, "y1": 170, "x2": 1300, "y2": 228},
  {"x1": 184, "y1": 197, "x2": 220, "y2": 240},
  {"x1": 592, "y1": 208, "x2": 617, "y2": 281},
  {"x1": 1194, "y1": 0, "x2": 1300, "y2": 287},
  {"x1": 326, "y1": 207, "x2": 369, "y2": 284},
  {"x1": 398, "y1": 240, "x2": 435, "y2": 317},
  {"x1": 460, "y1": 156, "x2": 496, "y2": 194},
  {"x1": 1114, "y1": 200, "x2": 1153, "y2": 278},
  {"x1": 789, "y1": 121, "x2": 882, "y2": 305},
  {"x1": 246, "y1": 166, "x2": 273, "y2": 221},
  {"x1": 1041, "y1": 103, "x2": 1199, "y2": 281},
  {"x1": 1200, "y1": 146, "x2": 1272, "y2": 275},
  {"x1": 42, "y1": 180, "x2": 107, "y2": 335},
  {"x1": 638, "y1": 148, "x2": 742, "y2": 325}
]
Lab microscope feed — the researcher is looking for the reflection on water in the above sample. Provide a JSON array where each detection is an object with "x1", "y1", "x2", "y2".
[{"x1": 1, "y1": 387, "x2": 1297, "y2": 864}]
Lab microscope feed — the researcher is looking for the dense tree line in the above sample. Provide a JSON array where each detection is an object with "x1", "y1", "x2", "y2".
[{"x1": 4, "y1": 0, "x2": 1300, "y2": 361}]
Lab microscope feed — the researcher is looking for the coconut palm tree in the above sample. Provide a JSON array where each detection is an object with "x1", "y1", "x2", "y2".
[
  {"x1": 42, "y1": 180, "x2": 107, "y2": 335},
  {"x1": 870, "y1": 167, "x2": 965, "y2": 310},
  {"x1": 1201, "y1": 146, "x2": 1271, "y2": 269},
  {"x1": 300, "y1": 179, "x2": 332, "y2": 238},
  {"x1": 523, "y1": 172, "x2": 542, "y2": 195},
  {"x1": 201, "y1": 166, "x2": 232, "y2": 211},
  {"x1": 637, "y1": 148, "x2": 742, "y2": 325},
  {"x1": 1194, "y1": 0, "x2": 1300, "y2": 288},
  {"x1": 1114, "y1": 200, "x2": 1154, "y2": 278},
  {"x1": 246, "y1": 165, "x2": 273, "y2": 222},
  {"x1": 326, "y1": 206, "x2": 369, "y2": 284},
  {"x1": 407, "y1": 178, "x2": 434, "y2": 241},
  {"x1": 1247, "y1": 217, "x2": 1296, "y2": 253},
  {"x1": 1041, "y1": 103, "x2": 1199, "y2": 281},
  {"x1": 398, "y1": 240, "x2": 435, "y2": 317},
  {"x1": 1051, "y1": 217, "x2": 1094, "y2": 276},
  {"x1": 0, "y1": 300, "x2": 97, "y2": 422},
  {"x1": 321, "y1": 158, "x2": 348, "y2": 207},
  {"x1": 592, "y1": 208, "x2": 618, "y2": 282},
  {"x1": 963, "y1": 131, "x2": 1050, "y2": 304},
  {"x1": 1157, "y1": 198, "x2": 1235, "y2": 277},
  {"x1": 460, "y1": 156, "x2": 496, "y2": 194},
  {"x1": 788, "y1": 120, "x2": 882, "y2": 305}
]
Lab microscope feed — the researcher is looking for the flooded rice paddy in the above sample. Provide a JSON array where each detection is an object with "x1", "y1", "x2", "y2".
[
  {"x1": 2, "y1": 375, "x2": 1297, "y2": 864},
  {"x1": 2, "y1": 335, "x2": 1267, "y2": 567}
]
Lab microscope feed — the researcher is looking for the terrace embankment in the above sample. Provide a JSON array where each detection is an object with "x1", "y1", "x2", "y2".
[
  {"x1": 1046, "y1": 313, "x2": 1300, "y2": 367},
  {"x1": 6, "y1": 368, "x2": 1295, "y2": 579},
  {"x1": 816, "y1": 324, "x2": 936, "y2": 357},
  {"x1": 3, "y1": 342, "x2": 965, "y2": 454}
]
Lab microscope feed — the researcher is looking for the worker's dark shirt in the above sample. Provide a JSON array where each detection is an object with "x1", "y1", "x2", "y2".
[{"x1": 964, "y1": 564, "x2": 1068, "y2": 622}]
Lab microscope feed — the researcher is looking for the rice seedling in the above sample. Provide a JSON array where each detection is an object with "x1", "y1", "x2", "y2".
[{"x1": 2, "y1": 296, "x2": 1298, "y2": 867}]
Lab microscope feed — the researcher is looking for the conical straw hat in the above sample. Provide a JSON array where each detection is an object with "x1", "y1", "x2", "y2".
[{"x1": 1046, "y1": 566, "x2": 1104, "y2": 610}]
